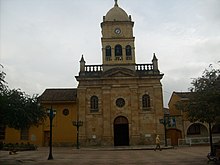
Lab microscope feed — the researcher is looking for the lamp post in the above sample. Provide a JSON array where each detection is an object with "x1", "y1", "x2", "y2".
[
  {"x1": 72, "y1": 120, "x2": 83, "y2": 149},
  {"x1": 159, "y1": 110, "x2": 170, "y2": 147},
  {"x1": 47, "y1": 107, "x2": 56, "y2": 160},
  {"x1": 164, "y1": 114, "x2": 169, "y2": 146}
]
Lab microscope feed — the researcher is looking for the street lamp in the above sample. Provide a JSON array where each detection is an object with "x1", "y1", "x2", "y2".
[
  {"x1": 159, "y1": 109, "x2": 170, "y2": 147},
  {"x1": 72, "y1": 120, "x2": 83, "y2": 149},
  {"x1": 47, "y1": 107, "x2": 56, "y2": 160}
]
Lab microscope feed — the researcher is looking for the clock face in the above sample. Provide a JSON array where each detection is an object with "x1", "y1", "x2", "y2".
[{"x1": 114, "y1": 28, "x2": 121, "y2": 34}]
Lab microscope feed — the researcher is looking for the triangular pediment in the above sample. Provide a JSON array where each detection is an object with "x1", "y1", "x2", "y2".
[{"x1": 103, "y1": 67, "x2": 136, "y2": 77}]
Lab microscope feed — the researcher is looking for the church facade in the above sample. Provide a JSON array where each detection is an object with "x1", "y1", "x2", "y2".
[
  {"x1": 75, "y1": 1, "x2": 164, "y2": 146},
  {"x1": 1, "y1": 1, "x2": 165, "y2": 147}
]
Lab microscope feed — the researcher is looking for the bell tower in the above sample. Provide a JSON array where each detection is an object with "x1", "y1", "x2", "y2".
[{"x1": 101, "y1": 0, "x2": 135, "y2": 71}]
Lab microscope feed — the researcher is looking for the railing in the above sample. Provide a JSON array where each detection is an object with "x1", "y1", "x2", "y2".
[
  {"x1": 106, "y1": 57, "x2": 112, "y2": 61},
  {"x1": 85, "y1": 65, "x2": 103, "y2": 72},
  {"x1": 126, "y1": 56, "x2": 132, "y2": 60},
  {"x1": 115, "y1": 56, "x2": 123, "y2": 61},
  {"x1": 178, "y1": 136, "x2": 220, "y2": 146},
  {"x1": 85, "y1": 64, "x2": 153, "y2": 72},
  {"x1": 135, "y1": 64, "x2": 154, "y2": 71},
  {"x1": 79, "y1": 63, "x2": 159, "y2": 77},
  {"x1": 83, "y1": 64, "x2": 154, "y2": 73}
]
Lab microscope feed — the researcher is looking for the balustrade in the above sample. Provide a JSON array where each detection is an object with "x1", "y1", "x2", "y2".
[
  {"x1": 135, "y1": 64, "x2": 153, "y2": 71},
  {"x1": 84, "y1": 65, "x2": 103, "y2": 72},
  {"x1": 81, "y1": 64, "x2": 155, "y2": 74}
]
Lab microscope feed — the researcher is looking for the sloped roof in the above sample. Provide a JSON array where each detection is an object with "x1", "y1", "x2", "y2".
[
  {"x1": 39, "y1": 88, "x2": 77, "y2": 102},
  {"x1": 174, "y1": 92, "x2": 190, "y2": 99},
  {"x1": 168, "y1": 92, "x2": 190, "y2": 106}
]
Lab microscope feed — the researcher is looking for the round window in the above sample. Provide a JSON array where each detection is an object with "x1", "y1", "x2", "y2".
[
  {"x1": 63, "y1": 109, "x2": 69, "y2": 116},
  {"x1": 116, "y1": 98, "x2": 125, "y2": 108}
]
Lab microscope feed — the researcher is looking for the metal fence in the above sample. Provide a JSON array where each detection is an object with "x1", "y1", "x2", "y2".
[{"x1": 178, "y1": 136, "x2": 220, "y2": 146}]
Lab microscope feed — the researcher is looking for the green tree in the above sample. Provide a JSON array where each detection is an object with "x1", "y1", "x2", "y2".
[
  {"x1": 0, "y1": 65, "x2": 46, "y2": 129},
  {"x1": 188, "y1": 66, "x2": 220, "y2": 123},
  {"x1": 0, "y1": 65, "x2": 6, "y2": 90},
  {"x1": 0, "y1": 65, "x2": 8, "y2": 126},
  {"x1": 176, "y1": 65, "x2": 220, "y2": 156}
]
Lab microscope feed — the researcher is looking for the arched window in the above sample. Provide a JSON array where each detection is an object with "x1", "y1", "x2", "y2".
[
  {"x1": 142, "y1": 94, "x2": 150, "y2": 109},
  {"x1": 90, "y1": 96, "x2": 99, "y2": 112},
  {"x1": 126, "y1": 45, "x2": 132, "y2": 56},
  {"x1": 115, "y1": 45, "x2": 122, "y2": 56},
  {"x1": 187, "y1": 123, "x2": 201, "y2": 135},
  {"x1": 105, "y1": 45, "x2": 111, "y2": 56}
]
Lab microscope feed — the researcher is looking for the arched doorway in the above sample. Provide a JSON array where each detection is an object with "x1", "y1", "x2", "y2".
[{"x1": 114, "y1": 116, "x2": 129, "y2": 146}]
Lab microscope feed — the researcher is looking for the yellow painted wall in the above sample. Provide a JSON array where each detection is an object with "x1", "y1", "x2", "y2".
[
  {"x1": 168, "y1": 93, "x2": 188, "y2": 120},
  {"x1": 42, "y1": 102, "x2": 77, "y2": 146},
  {"x1": 3, "y1": 101, "x2": 77, "y2": 147},
  {"x1": 168, "y1": 93, "x2": 182, "y2": 116},
  {"x1": 4, "y1": 128, "x2": 20, "y2": 144},
  {"x1": 4, "y1": 125, "x2": 43, "y2": 146}
]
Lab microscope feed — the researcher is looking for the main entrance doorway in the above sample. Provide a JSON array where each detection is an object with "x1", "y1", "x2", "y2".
[{"x1": 114, "y1": 116, "x2": 129, "y2": 146}]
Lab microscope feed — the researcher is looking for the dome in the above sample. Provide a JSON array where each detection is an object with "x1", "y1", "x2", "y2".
[{"x1": 105, "y1": 2, "x2": 130, "y2": 21}]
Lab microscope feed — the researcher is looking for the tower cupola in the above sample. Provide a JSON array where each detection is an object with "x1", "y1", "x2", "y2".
[
  {"x1": 105, "y1": 0, "x2": 130, "y2": 22},
  {"x1": 101, "y1": 0, "x2": 135, "y2": 71}
]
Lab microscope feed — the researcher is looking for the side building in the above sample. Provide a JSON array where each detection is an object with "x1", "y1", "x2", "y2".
[
  {"x1": 1, "y1": 88, "x2": 77, "y2": 147},
  {"x1": 168, "y1": 92, "x2": 220, "y2": 146},
  {"x1": 39, "y1": 88, "x2": 77, "y2": 147}
]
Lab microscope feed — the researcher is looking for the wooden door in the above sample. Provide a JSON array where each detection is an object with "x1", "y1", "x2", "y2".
[{"x1": 167, "y1": 129, "x2": 182, "y2": 146}]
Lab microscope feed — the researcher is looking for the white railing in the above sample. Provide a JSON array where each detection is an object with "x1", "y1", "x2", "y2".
[{"x1": 178, "y1": 136, "x2": 220, "y2": 146}]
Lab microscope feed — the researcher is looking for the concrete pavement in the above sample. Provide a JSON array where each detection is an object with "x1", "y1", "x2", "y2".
[{"x1": 0, "y1": 146, "x2": 217, "y2": 165}]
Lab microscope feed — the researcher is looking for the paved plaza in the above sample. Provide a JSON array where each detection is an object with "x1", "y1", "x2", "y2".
[{"x1": 0, "y1": 146, "x2": 217, "y2": 165}]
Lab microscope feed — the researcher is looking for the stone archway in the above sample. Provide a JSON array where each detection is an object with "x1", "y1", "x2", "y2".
[
  {"x1": 187, "y1": 123, "x2": 208, "y2": 137},
  {"x1": 114, "y1": 116, "x2": 129, "y2": 146}
]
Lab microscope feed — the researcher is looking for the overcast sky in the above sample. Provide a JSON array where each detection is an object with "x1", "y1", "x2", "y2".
[{"x1": 1, "y1": 0, "x2": 220, "y2": 107}]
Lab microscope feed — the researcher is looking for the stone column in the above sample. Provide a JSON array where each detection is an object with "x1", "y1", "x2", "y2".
[
  {"x1": 77, "y1": 87, "x2": 87, "y2": 146},
  {"x1": 102, "y1": 86, "x2": 112, "y2": 145},
  {"x1": 129, "y1": 86, "x2": 140, "y2": 145}
]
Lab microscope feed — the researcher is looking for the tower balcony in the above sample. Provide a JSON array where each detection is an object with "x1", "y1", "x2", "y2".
[
  {"x1": 135, "y1": 64, "x2": 153, "y2": 71},
  {"x1": 78, "y1": 63, "x2": 161, "y2": 78}
]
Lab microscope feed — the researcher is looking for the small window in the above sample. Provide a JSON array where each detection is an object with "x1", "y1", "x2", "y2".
[
  {"x1": 115, "y1": 45, "x2": 122, "y2": 56},
  {"x1": 20, "y1": 128, "x2": 29, "y2": 140},
  {"x1": 142, "y1": 94, "x2": 150, "y2": 109},
  {"x1": 63, "y1": 109, "x2": 69, "y2": 116},
  {"x1": 167, "y1": 117, "x2": 176, "y2": 128},
  {"x1": 187, "y1": 124, "x2": 200, "y2": 135},
  {"x1": 90, "y1": 96, "x2": 99, "y2": 112},
  {"x1": 116, "y1": 98, "x2": 125, "y2": 108}
]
